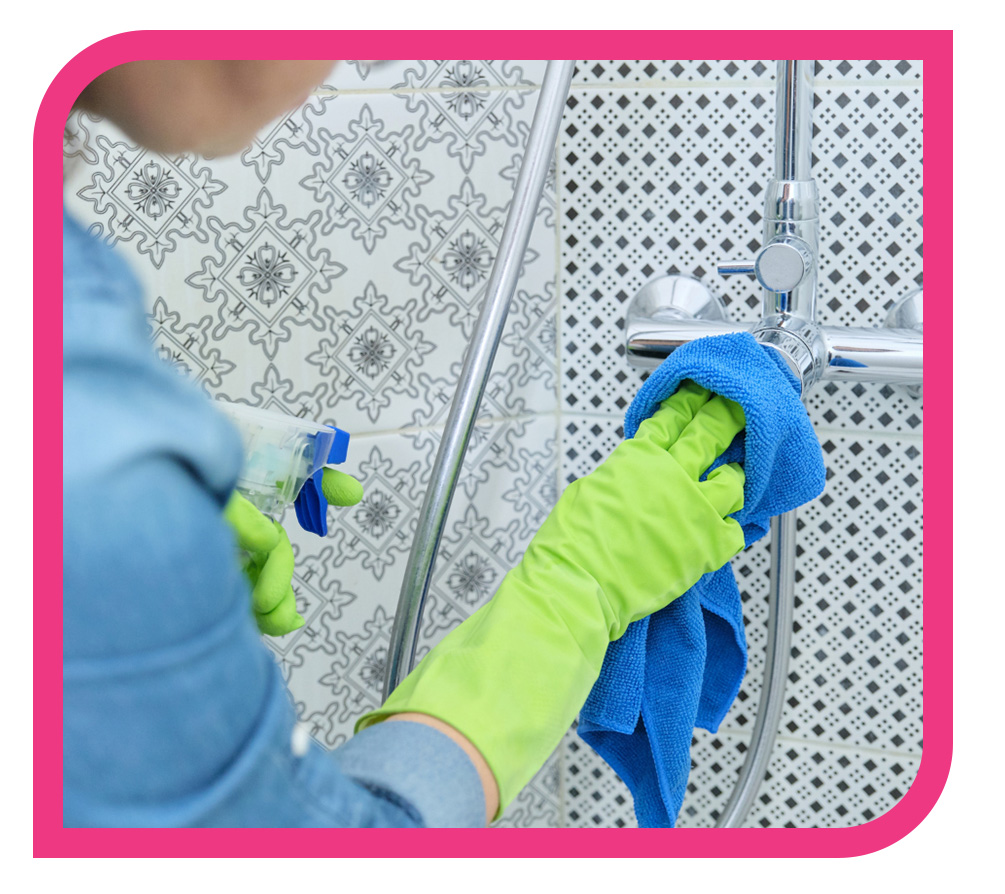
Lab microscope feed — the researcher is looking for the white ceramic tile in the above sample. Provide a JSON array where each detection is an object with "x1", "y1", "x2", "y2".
[
  {"x1": 494, "y1": 747, "x2": 563, "y2": 828},
  {"x1": 814, "y1": 60, "x2": 923, "y2": 83},
  {"x1": 573, "y1": 60, "x2": 922, "y2": 87},
  {"x1": 64, "y1": 83, "x2": 556, "y2": 435},
  {"x1": 321, "y1": 59, "x2": 546, "y2": 93},
  {"x1": 574, "y1": 60, "x2": 774, "y2": 85}
]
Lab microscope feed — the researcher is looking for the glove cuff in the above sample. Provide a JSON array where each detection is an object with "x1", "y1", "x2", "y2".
[{"x1": 356, "y1": 581, "x2": 602, "y2": 817}]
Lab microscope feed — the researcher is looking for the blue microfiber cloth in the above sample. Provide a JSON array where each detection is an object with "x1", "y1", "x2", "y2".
[{"x1": 577, "y1": 331, "x2": 826, "y2": 828}]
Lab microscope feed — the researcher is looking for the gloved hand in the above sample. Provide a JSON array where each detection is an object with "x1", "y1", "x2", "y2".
[
  {"x1": 225, "y1": 468, "x2": 363, "y2": 636},
  {"x1": 356, "y1": 381, "x2": 746, "y2": 815}
]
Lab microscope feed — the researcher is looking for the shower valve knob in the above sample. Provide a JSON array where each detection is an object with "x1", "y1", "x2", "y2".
[
  {"x1": 717, "y1": 260, "x2": 757, "y2": 276},
  {"x1": 718, "y1": 238, "x2": 813, "y2": 293}
]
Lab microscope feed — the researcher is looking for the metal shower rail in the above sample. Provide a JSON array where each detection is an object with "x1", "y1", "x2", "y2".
[
  {"x1": 382, "y1": 60, "x2": 576, "y2": 700},
  {"x1": 380, "y1": 57, "x2": 818, "y2": 830}
]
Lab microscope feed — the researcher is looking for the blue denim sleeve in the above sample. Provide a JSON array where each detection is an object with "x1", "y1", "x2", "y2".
[{"x1": 62, "y1": 208, "x2": 485, "y2": 828}]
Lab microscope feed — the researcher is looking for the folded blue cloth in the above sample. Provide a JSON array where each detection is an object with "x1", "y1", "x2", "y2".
[{"x1": 577, "y1": 331, "x2": 826, "y2": 828}]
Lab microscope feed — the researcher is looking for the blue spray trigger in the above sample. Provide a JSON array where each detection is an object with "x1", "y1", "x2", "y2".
[
  {"x1": 293, "y1": 426, "x2": 351, "y2": 536},
  {"x1": 327, "y1": 426, "x2": 350, "y2": 464}
]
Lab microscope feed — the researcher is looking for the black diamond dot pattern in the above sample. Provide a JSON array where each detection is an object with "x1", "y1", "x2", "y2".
[{"x1": 560, "y1": 68, "x2": 922, "y2": 433}]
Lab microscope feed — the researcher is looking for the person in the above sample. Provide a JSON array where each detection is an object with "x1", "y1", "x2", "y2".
[{"x1": 64, "y1": 60, "x2": 747, "y2": 828}]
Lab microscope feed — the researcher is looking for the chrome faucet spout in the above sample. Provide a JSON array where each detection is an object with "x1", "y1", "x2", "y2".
[
  {"x1": 775, "y1": 60, "x2": 814, "y2": 182},
  {"x1": 751, "y1": 62, "x2": 821, "y2": 386}
]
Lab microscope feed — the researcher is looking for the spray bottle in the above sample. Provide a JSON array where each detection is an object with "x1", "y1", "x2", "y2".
[{"x1": 215, "y1": 398, "x2": 350, "y2": 536}]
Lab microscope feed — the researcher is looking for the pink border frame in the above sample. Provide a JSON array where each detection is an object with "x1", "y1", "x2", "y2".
[{"x1": 37, "y1": 30, "x2": 952, "y2": 858}]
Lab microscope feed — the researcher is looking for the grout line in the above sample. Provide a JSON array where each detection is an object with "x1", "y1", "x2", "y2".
[
  {"x1": 542, "y1": 408, "x2": 923, "y2": 443},
  {"x1": 312, "y1": 83, "x2": 539, "y2": 98},
  {"x1": 812, "y1": 422, "x2": 923, "y2": 442},
  {"x1": 812, "y1": 80, "x2": 923, "y2": 90},
  {"x1": 315, "y1": 78, "x2": 920, "y2": 99},
  {"x1": 344, "y1": 410, "x2": 557, "y2": 442},
  {"x1": 570, "y1": 78, "x2": 773, "y2": 92},
  {"x1": 712, "y1": 726, "x2": 923, "y2": 763},
  {"x1": 567, "y1": 78, "x2": 922, "y2": 92}
]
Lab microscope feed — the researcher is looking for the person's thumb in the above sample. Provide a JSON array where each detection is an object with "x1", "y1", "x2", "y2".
[{"x1": 320, "y1": 468, "x2": 364, "y2": 507}]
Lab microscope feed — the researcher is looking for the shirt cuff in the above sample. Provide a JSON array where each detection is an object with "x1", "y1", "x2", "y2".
[{"x1": 331, "y1": 719, "x2": 486, "y2": 828}]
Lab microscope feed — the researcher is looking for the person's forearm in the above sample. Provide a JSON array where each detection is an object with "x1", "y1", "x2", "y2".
[{"x1": 357, "y1": 385, "x2": 747, "y2": 814}]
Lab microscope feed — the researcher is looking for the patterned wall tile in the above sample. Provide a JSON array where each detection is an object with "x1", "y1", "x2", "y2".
[
  {"x1": 814, "y1": 60, "x2": 923, "y2": 82},
  {"x1": 322, "y1": 61, "x2": 413, "y2": 92},
  {"x1": 746, "y1": 739, "x2": 921, "y2": 828},
  {"x1": 794, "y1": 86, "x2": 922, "y2": 329},
  {"x1": 63, "y1": 66, "x2": 562, "y2": 829},
  {"x1": 323, "y1": 59, "x2": 548, "y2": 93},
  {"x1": 563, "y1": 724, "x2": 635, "y2": 828},
  {"x1": 574, "y1": 60, "x2": 774, "y2": 85},
  {"x1": 70, "y1": 129, "x2": 228, "y2": 269},
  {"x1": 558, "y1": 84, "x2": 775, "y2": 416},
  {"x1": 294, "y1": 99, "x2": 434, "y2": 256},
  {"x1": 64, "y1": 78, "x2": 557, "y2": 434},
  {"x1": 683, "y1": 731, "x2": 922, "y2": 828},
  {"x1": 412, "y1": 413, "x2": 557, "y2": 659},
  {"x1": 235, "y1": 89, "x2": 339, "y2": 187},
  {"x1": 779, "y1": 431, "x2": 923, "y2": 752},
  {"x1": 565, "y1": 720, "x2": 918, "y2": 829},
  {"x1": 565, "y1": 681, "x2": 922, "y2": 829},
  {"x1": 709, "y1": 430, "x2": 924, "y2": 753},
  {"x1": 392, "y1": 61, "x2": 538, "y2": 173},
  {"x1": 558, "y1": 80, "x2": 923, "y2": 432},
  {"x1": 494, "y1": 747, "x2": 562, "y2": 828},
  {"x1": 575, "y1": 60, "x2": 922, "y2": 87},
  {"x1": 63, "y1": 58, "x2": 925, "y2": 831},
  {"x1": 558, "y1": 411, "x2": 923, "y2": 825}
]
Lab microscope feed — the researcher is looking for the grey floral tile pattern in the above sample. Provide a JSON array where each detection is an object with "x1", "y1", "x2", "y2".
[
  {"x1": 238, "y1": 91, "x2": 336, "y2": 185},
  {"x1": 184, "y1": 188, "x2": 346, "y2": 360},
  {"x1": 64, "y1": 58, "x2": 923, "y2": 831},
  {"x1": 395, "y1": 176, "x2": 539, "y2": 337},
  {"x1": 394, "y1": 60, "x2": 536, "y2": 172},
  {"x1": 306, "y1": 281, "x2": 436, "y2": 430},
  {"x1": 75, "y1": 131, "x2": 227, "y2": 267},
  {"x1": 299, "y1": 101, "x2": 433, "y2": 252},
  {"x1": 148, "y1": 295, "x2": 235, "y2": 392}
]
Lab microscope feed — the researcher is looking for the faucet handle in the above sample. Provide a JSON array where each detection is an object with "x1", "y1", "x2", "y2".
[
  {"x1": 718, "y1": 238, "x2": 813, "y2": 293},
  {"x1": 717, "y1": 260, "x2": 756, "y2": 276}
]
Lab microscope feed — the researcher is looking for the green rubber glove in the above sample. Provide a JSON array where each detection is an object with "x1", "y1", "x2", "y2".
[
  {"x1": 356, "y1": 381, "x2": 746, "y2": 815},
  {"x1": 320, "y1": 467, "x2": 364, "y2": 507},
  {"x1": 225, "y1": 468, "x2": 363, "y2": 636},
  {"x1": 224, "y1": 491, "x2": 303, "y2": 636}
]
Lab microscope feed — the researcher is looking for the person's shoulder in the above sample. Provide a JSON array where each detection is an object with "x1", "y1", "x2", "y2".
[{"x1": 62, "y1": 206, "x2": 142, "y2": 304}]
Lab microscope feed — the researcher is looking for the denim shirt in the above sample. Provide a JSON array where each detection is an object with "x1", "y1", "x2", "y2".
[{"x1": 62, "y1": 208, "x2": 484, "y2": 828}]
